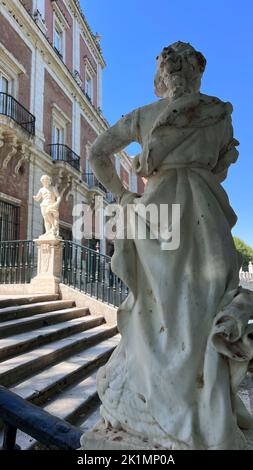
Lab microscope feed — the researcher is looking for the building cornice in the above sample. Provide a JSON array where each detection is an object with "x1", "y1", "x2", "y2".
[
  {"x1": 1, "y1": 0, "x2": 109, "y2": 134},
  {"x1": 52, "y1": 1, "x2": 71, "y2": 30},
  {"x1": 67, "y1": 0, "x2": 106, "y2": 68}
]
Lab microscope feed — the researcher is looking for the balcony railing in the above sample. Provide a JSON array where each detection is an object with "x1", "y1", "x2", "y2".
[
  {"x1": 0, "y1": 93, "x2": 35, "y2": 135},
  {"x1": 83, "y1": 172, "x2": 107, "y2": 192},
  {"x1": 48, "y1": 144, "x2": 80, "y2": 171}
]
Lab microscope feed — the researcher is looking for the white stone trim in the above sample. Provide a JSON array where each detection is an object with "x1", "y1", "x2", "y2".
[
  {"x1": 59, "y1": 219, "x2": 72, "y2": 230},
  {"x1": 84, "y1": 56, "x2": 96, "y2": 77},
  {"x1": 30, "y1": 49, "x2": 45, "y2": 144},
  {"x1": 115, "y1": 154, "x2": 121, "y2": 176},
  {"x1": 52, "y1": 0, "x2": 70, "y2": 30},
  {"x1": 80, "y1": 31, "x2": 99, "y2": 69},
  {"x1": 79, "y1": 108, "x2": 100, "y2": 136},
  {"x1": 73, "y1": 17, "x2": 80, "y2": 74},
  {"x1": 67, "y1": 0, "x2": 105, "y2": 68},
  {"x1": 33, "y1": 0, "x2": 45, "y2": 18},
  {"x1": 72, "y1": 100, "x2": 81, "y2": 155},
  {"x1": 120, "y1": 156, "x2": 131, "y2": 172},
  {"x1": 130, "y1": 173, "x2": 138, "y2": 193},
  {"x1": 0, "y1": 2, "x2": 34, "y2": 50},
  {"x1": 0, "y1": 42, "x2": 26, "y2": 75},
  {"x1": 0, "y1": 192, "x2": 21, "y2": 206},
  {"x1": 53, "y1": 12, "x2": 66, "y2": 63},
  {"x1": 0, "y1": 43, "x2": 25, "y2": 99},
  {"x1": 97, "y1": 64, "x2": 102, "y2": 109},
  {"x1": 52, "y1": 103, "x2": 72, "y2": 127}
]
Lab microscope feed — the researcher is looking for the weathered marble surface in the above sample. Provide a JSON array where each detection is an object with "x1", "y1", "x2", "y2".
[{"x1": 81, "y1": 41, "x2": 253, "y2": 450}]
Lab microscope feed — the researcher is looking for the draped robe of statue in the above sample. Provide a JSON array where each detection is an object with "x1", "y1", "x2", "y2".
[{"x1": 96, "y1": 92, "x2": 253, "y2": 450}]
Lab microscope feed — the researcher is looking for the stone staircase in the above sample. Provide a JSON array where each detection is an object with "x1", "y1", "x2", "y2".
[{"x1": 0, "y1": 294, "x2": 119, "y2": 449}]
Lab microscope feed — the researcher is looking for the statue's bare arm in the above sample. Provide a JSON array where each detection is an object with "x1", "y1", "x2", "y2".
[
  {"x1": 54, "y1": 187, "x2": 61, "y2": 208},
  {"x1": 89, "y1": 112, "x2": 139, "y2": 199},
  {"x1": 33, "y1": 189, "x2": 42, "y2": 202}
]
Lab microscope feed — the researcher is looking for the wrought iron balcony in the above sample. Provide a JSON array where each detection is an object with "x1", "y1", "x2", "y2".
[
  {"x1": 48, "y1": 144, "x2": 80, "y2": 171},
  {"x1": 83, "y1": 172, "x2": 107, "y2": 192},
  {"x1": 0, "y1": 92, "x2": 35, "y2": 136}
]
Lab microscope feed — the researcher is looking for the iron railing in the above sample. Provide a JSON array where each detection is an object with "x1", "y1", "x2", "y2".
[
  {"x1": 83, "y1": 172, "x2": 107, "y2": 193},
  {"x1": 0, "y1": 240, "x2": 127, "y2": 307},
  {"x1": 61, "y1": 241, "x2": 128, "y2": 307},
  {"x1": 0, "y1": 386, "x2": 82, "y2": 450},
  {"x1": 0, "y1": 240, "x2": 36, "y2": 284},
  {"x1": 48, "y1": 144, "x2": 80, "y2": 171},
  {"x1": 0, "y1": 93, "x2": 35, "y2": 135},
  {"x1": 83, "y1": 173, "x2": 116, "y2": 202},
  {"x1": 0, "y1": 201, "x2": 20, "y2": 241}
]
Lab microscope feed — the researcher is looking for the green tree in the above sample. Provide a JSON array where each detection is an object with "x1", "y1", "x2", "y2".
[{"x1": 233, "y1": 237, "x2": 253, "y2": 270}]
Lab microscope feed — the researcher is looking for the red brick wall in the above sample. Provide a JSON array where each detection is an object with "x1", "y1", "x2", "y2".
[
  {"x1": 0, "y1": 14, "x2": 32, "y2": 110},
  {"x1": 45, "y1": 0, "x2": 54, "y2": 44},
  {"x1": 80, "y1": 37, "x2": 98, "y2": 107},
  {"x1": 120, "y1": 166, "x2": 129, "y2": 189},
  {"x1": 19, "y1": 0, "x2": 33, "y2": 15},
  {"x1": 0, "y1": 159, "x2": 29, "y2": 239},
  {"x1": 80, "y1": 115, "x2": 97, "y2": 175},
  {"x1": 59, "y1": 194, "x2": 73, "y2": 225},
  {"x1": 43, "y1": 70, "x2": 73, "y2": 148},
  {"x1": 137, "y1": 176, "x2": 146, "y2": 194}
]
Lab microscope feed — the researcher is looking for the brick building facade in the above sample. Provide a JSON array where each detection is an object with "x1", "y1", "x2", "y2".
[{"x1": 0, "y1": 0, "x2": 145, "y2": 254}]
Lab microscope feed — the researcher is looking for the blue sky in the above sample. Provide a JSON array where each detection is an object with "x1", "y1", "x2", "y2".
[{"x1": 81, "y1": 0, "x2": 253, "y2": 247}]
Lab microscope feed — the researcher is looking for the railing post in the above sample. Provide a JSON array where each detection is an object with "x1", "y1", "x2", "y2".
[{"x1": 2, "y1": 423, "x2": 20, "y2": 450}]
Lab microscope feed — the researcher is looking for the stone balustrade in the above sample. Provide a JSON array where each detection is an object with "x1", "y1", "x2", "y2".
[{"x1": 239, "y1": 261, "x2": 253, "y2": 282}]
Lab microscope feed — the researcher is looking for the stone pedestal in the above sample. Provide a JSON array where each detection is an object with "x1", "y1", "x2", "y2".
[
  {"x1": 31, "y1": 238, "x2": 62, "y2": 295},
  {"x1": 80, "y1": 421, "x2": 166, "y2": 451}
]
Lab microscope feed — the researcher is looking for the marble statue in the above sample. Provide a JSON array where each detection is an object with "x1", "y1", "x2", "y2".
[
  {"x1": 33, "y1": 175, "x2": 61, "y2": 239},
  {"x1": 87, "y1": 41, "x2": 253, "y2": 449}
]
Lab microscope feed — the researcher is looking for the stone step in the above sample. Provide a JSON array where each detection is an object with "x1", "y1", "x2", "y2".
[
  {"x1": 0, "y1": 314, "x2": 104, "y2": 361},
  {"x1": 18, "y1": 373, "x2": 99, "y2": 450},
  {"x1": 0, "y1": 306, "x2": 89, "y2": 340},
  {"x1": 11, "y1": 335, "x2": 120, "y2": 404},
  {"x1": 1, "y1": 336, "x2": 119, "y2": 449},
  {"x1": 0, "y1": 294, "x2": 59, "y2": 309},
  {"x1": 0, "y1": 300, "x2": 75, "y2": 322},
  {"x1": 0, "y1": 325, "x2": 118, "y2": 387},
  {"x1": 79, "y1": 407, "x2": 101, "y2": 431},
  {"x1": 43, "y1": 372, "x2": 98, "y2": 423}
]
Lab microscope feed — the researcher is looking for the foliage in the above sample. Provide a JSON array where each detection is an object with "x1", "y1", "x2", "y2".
[{"x1": 233, "y1": 237, "x2": 253, "y2": 270}]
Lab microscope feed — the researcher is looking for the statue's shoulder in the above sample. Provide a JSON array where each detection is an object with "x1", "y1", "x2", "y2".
[
  {"x1": 199, "y1": 93, "x2": 233, "y2": 114},
  {"x1": 136, "y1": 98, "x2": 169, "y2": 118}
]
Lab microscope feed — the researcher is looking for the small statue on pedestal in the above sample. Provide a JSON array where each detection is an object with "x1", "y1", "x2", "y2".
[{"x1": 33, "y1": 175, "x2": 61, "y2": 239}]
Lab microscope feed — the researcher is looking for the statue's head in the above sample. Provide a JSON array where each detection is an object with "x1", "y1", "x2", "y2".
[
  {"x1": 154, "y1": 41, "x2": 206, "y2": 99},
  {"x1": 40, "y1": 175, "x2": 52, "y2": 188}
]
